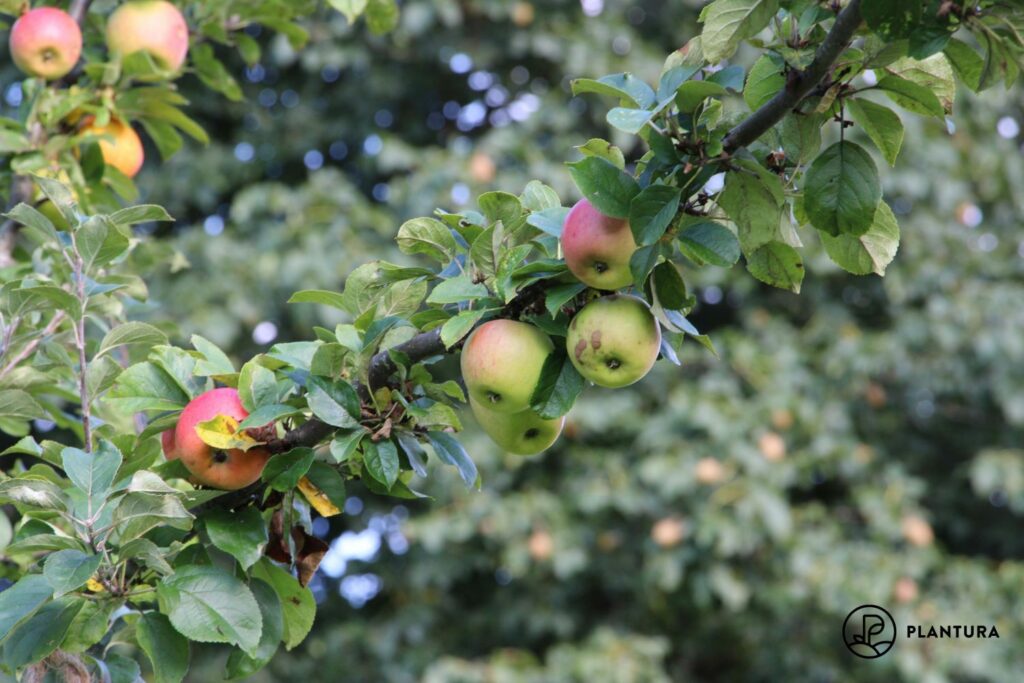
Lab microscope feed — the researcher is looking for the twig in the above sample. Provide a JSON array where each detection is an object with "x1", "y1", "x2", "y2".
[
  {"x1": 0, "y1": 311, "x2": 66, "y2": 380},
  {"x1": 722, "y1": 0, "x2": 863, "y2": 152}
]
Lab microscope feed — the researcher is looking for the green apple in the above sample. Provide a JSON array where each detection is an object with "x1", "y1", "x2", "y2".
[
  {"x1": 460, "y1": 319, "x2": 553, "y2": 413},
  {"x1": 567, "y1": 295, "x2": 661, "y2": 387},
  {"x1": 561, "y1": 197, "x2": 637, "y2": 290},
  {"x1": 470, "y1": 397, "x2": 564, "y2": 455}
]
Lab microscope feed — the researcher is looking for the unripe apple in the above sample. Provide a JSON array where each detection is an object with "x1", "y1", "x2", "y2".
[
  {"x1": 566, "y1": 295, "x2": 661, "y2": 388},
  {"x1": 174, "y1": 387, "x2": 271, "y2": 490},
  {"x1": 9, "y1": 8, "x2": 82, "y2": 80},
  {"x1": 470, "y1": 397, "x2": 564, "y2": 455},
  {"x1": 161, "y1": 429, "x2": 179, "y2": 460},
  {"x1": 561, "y1": 198, "x2": 637, "y2": 290},
  {"x1": 106, "y1": 0, "x2": 189, "y2": 72},
  {"x1": 461, "y1": 320, "x2": 553, "y2": 414},
  {"x1": 80, "y1": 117, "x2": 145, "y2": 178}
]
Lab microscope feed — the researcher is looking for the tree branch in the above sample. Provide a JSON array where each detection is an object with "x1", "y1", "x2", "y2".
[
  {"x1": 259, "y1": 4, "x2": 866, "y2": 457},
  {"x1": 722, "y1": 0, "x2": 863, "y2": 152},
  {"x1": 68, "y1": 0, "x2": 94, "y2": 24}
]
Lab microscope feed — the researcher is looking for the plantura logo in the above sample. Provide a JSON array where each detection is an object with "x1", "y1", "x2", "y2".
[{"x1": 843, "y1": 605, "x2": 897, "y2": 659}]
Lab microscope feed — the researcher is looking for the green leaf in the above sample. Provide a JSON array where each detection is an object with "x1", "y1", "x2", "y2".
[
  {"x1": 62, "y1": 442, "x2": 122, "y2": 508},
  {"x1": 520, "y1": 180, "x2": 561, "y2": 211},
  {"x1": 846, "y1": 98, "x2": 904, "y2": 166},
  {"x1": 61, "y1": 600, "x2": 114, "y2": 654},
  {"x1": 4, "y1": 203, "x2": 58, "y2": 243},
  {"x1": 717, "y1": 166, "x2": 784, "y2": 251},
  {"x1": 112, "y1": 492, "x2": 192, "y2": 543},
  {"x1": 137, "y1": 612, "x2": 190, "y2": 683},
  {"x1": 629, "y1": 243, "x2": 665, "y2": 288},
  {"x1": 251, "y1": 559, "x2": 316, "y2": 650},
  {"x1": 944, "y1": 38, "x2": 983, "y2": 92},
  {"x1": 119, "y1": 538, "x2": 174, "y2": 575},
  {"x1": 157, "y1": 565, "x2": 263, "y2": 655},
  {"x1": 803, "y1": 141, "x2": 881, "y2": 237},
  {"x1": 396, "y1": 217, "x2": 457, "y2": 263},
  {"x1": 744, "y1": 54, "x2": 785, "y2": 110},
  {"x1": 329, "y1": 0, "x2": 368, "y2": 23},
  {"x1": 699, "y1": 0, "x2": 779, "y2": 63},
  {"x1": 32, "y1": 175, "x2": 78, "y2": 225},
  {"x1": 238, "y1": 360, "x2": 280, "y2": 412},
  {"x1": 883, "y1": 54, "x2": 955, "y2": 114},
  {"x1": 571, "y1": 73, "x2": 656, "y2": 108},
  {"x1": 109, "y1": 204, "x2": 174, "y2": 225},
  {"x1": 2, "y1": 596, "x2": 83, "y2": 669},
  {"x1": 426, "y1": 275, "x2": 490, "y2": 304},
  {"x1": 427, "y1": 432, "x2": 478, "y2": 488},
  {"x1": 303, "y1": 462, "x2": 347, "y2": 510},
  {"x1": 780, "y1": 112, "x2": 823, "y2": 164},
  {"x1": 288, "y1": 289, "x2": 348, "y2": 311},
  {"x1": 96, "y1": 322, "x2": 168, "y2": 359},
  {"x1": 651, "y1": 262, "x2": 688, "y2": 310},
  {"x1": 224, "y1": 579, "x2": 283, "y2": 679},
  {"x1": 677, "y1": 221, "x2": 741, "y2": 267},
  {"x1": 0, "y1": 389, "x2": 47, "y2": 420},
  {"x1": 237, "y1": 404, "x2": 299, "y2": 430},
  {"x1": 526, "y1": 206, "x2": 569, "y2": 237},
  {"x1": 675, "y1": 80, "x2": 728, "y2": 112},
  {"x1": 363, "y1": 439, "x2": 400, "y2": 489},
  {"x1": 746, "y1": 241, "x2": 804, "y2": 293},
  {"x1": 306, "y1": 377, "x2": 360, "y2": 428},
  {"x1": 819, "y1": 200, "x2": 900, "y2": 276},
  {"x1": 529, "y1": 348, "x2": 585, "y2": 419},
  {"x1": 440, "y1": 308, "x2": 489, "y2": 348},
  {"x1": 262, "y1": 448, "x2": 316, "y2": 492},
  {"x1": 0, "y1": 575, "x2": 54, "y2": 646},
  {"x1": 479, "y1": 191, "x2": 523, "y2": 227},
  {"x1": 109, "y1": 362, "x2": 191, "y2": 412},
  {"x1": 566, "y1": 156, "x2": 641, "y2": 219},
  {"x1": 191, "y1": 43, "x2": 243, "y2": 100},
  {"x1": 545, "y1": 282, "x2": 587, "y2": 317},
  {"x1": 876, "y1": 74, "x2": 944, "y2": 117},
  {"x1": 862, "y1": 0, "x2": 921, "y2": 40},
  {"x1": 365, "y1": 0, "x2": 399, "y2": 34},
  {"x1": 192, "y1": 334, "x2": 235, "y2": 378},
  {"x1": 204, "y1": 506, "x2": 268, "y2": 570},
  {"x1": 330, "y1": 429, "x2": 365, "y2": 462},
  {"x1": 0, "y1": 478, "x2": 66, "y2": 510},
  {"x1": 574, "y1": 139, "x2": 625, "y2": 169},
  {"x1": 606, "y1": 107, "x2": 656, "y2": 134},
  {"x1": 43, "y1": 550, "x2": 102, "y2": 597},
  {"x1": 629, "y1": 185, "x2": 681, "y2": 246}
]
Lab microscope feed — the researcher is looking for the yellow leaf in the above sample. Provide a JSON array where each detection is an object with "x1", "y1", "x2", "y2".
[
  {"x1": 194, "y1": 415, "x2": 264, "y2": 451},
  {"x1": 86, "y1": 577, "x2": 105, "y2": 592},
  {"x1": 297, "y1": 476, "x2": 341, "y2": 517}
]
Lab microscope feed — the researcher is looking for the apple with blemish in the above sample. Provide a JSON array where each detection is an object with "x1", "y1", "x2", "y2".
[
  {"x1": 173, "y1": 387, "x2": 270, "y2": 490},
  {"x1": 470, "y1": 396, "x2": 564, "y2": 455},
  {"x1": 9, "y1": 7, "x2": 82, "y2": 80},
  {"x1": 105, "y1": 0, "x2": 190, "y2": 72},
  {"x1": 561, "y1": 198, "x2": 637, "y2": 290},
  {"x1": 566, "y1": 295, "x2": 661, "y2": 388},
  {"x1": 460, "y1": 319, "x2": 553, "y2": 414}
]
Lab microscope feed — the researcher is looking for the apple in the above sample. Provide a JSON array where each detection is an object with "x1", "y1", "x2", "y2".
[
  {"x1": 9, "y1": 7, "x2": 82, "y2": 80},
  {"x1": 561, "y1": 198, "x2": 637, "y2": 290},
  {"x1": 79, "y1": 116, "x2": 145, "y2": 178},
  {"x1": 470, "y1": 397, "x2": 564, "y2": 455},
  {"x1": 173, "y1": 387, "x2": 271, "y2": 490},
  {"x1": 161, "y1": 429, "x2": 179, "y2": 460},
  {"x1": 105, "y1": 0, "x2": 189, "y2": 72},
  {"x1": 566, "y1": 294, "x2": 661, "y2": 388},
  {"x1": 460, "y1": 319, "x2": 553, "y2": 414}
]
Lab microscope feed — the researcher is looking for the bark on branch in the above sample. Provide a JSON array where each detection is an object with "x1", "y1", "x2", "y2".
[{"x1": 722, "y1": 0, "x2": 864, "y2": 152}]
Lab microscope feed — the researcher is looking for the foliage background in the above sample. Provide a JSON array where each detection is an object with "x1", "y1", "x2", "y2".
[{"x1": 3, "y1": 0, "x2": 1024, "y2": 680}]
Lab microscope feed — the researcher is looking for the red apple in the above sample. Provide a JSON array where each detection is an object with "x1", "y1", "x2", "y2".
[
  {"x1": 106, "y1": 1, "x2": 189, "y2": 72},
  {"x1": 9, "y1": 8, "x2": 82, "y2": 80},
  {"x1": 174, "y1": 387, "x2": 271, "y2": 490},
  {"x1": 561, "y1": 198, "x2": 638, "y2": 290}
]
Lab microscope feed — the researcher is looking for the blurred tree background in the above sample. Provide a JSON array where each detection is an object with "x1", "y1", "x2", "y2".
[{"x1": 5, "y1": 0, "x2": 1024, "y2": 680}]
